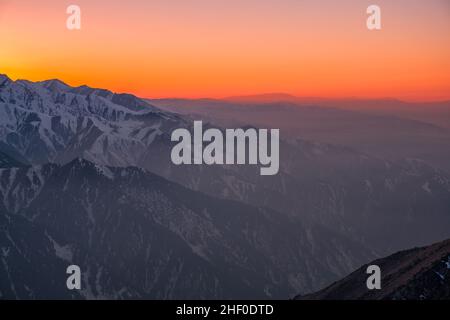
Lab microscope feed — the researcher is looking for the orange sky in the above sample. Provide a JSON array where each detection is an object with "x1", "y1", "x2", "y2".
[{"x1": 1, "y1": 0, "x2": 449, "y2": 101}]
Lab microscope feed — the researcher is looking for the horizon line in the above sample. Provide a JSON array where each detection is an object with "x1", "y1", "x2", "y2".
[{"x1": 3, "y1": 73, "x2": 449, "y2": 104}]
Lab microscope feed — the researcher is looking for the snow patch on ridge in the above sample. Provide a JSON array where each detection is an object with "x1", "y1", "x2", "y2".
[{"x1": 46, "y1": 233, "x2": 73, "y2": 262}]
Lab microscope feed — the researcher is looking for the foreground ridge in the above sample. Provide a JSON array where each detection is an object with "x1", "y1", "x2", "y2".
[{"x1": 296, "y1": 238, "x2": 450, "y2": 300}]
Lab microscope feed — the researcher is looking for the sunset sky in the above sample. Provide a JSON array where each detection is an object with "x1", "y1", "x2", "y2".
[{"x1": 1, "y1": 0, "x2": 449, "y2": 101}]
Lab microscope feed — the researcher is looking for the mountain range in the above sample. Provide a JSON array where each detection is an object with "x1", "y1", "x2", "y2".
[{"x1": 1, "y1": 74, "x2": 449, "y2": 299}]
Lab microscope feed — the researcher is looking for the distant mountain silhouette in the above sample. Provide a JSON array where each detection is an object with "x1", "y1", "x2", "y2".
[{"x1": 224, "y1": 93, "x2": 299, "y2": 102}]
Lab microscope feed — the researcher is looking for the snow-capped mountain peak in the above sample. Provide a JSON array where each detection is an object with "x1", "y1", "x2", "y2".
[{"x1": 0, "y1": 75, "x2": 183, "y2": 165}]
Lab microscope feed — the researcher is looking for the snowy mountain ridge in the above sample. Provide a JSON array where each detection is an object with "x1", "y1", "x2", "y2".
[
  {"x1": 0, "y1": 74, "x2": 184, "y2": 166},
  {"x1": 0, "y1": 158, "x2": 376, "y2": 299}
]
